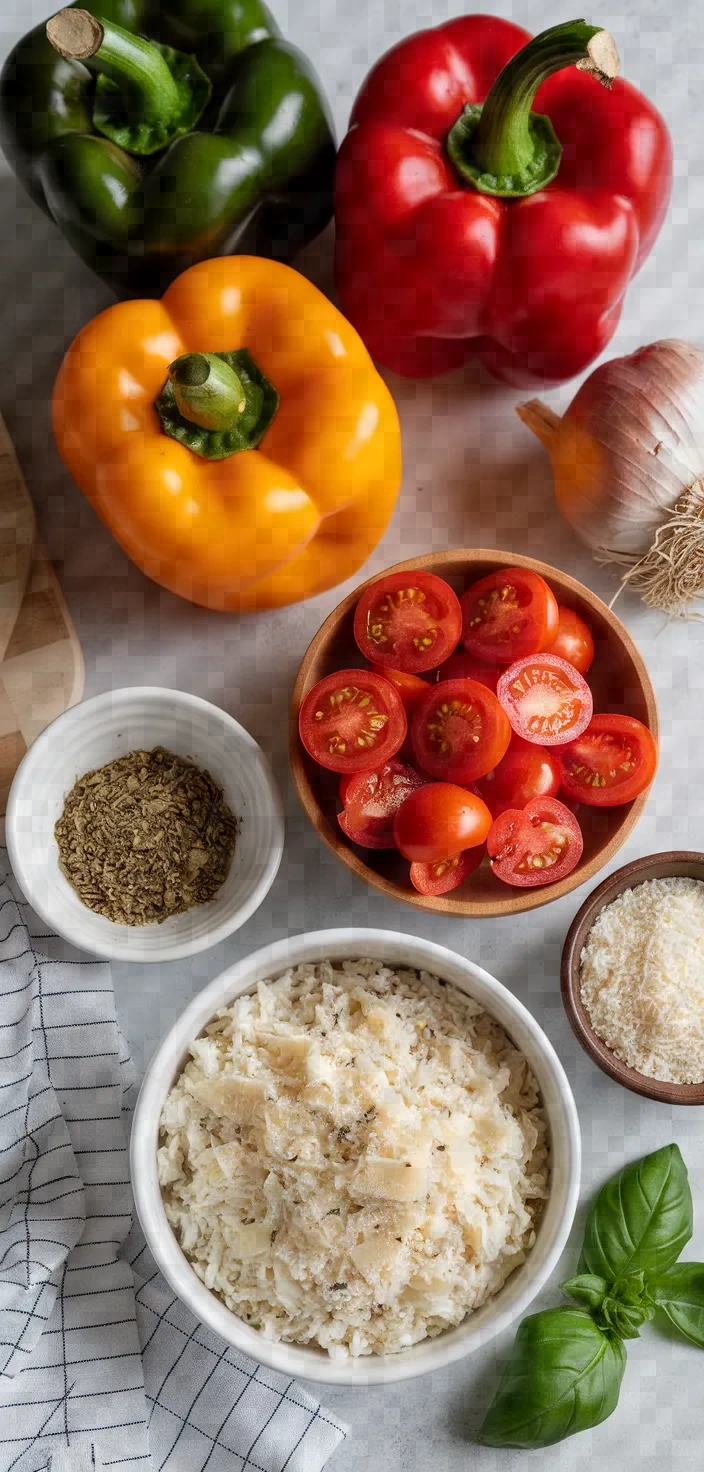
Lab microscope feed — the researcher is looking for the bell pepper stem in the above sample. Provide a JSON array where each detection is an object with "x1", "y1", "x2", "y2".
[
  {"x1": 447, "y1": 20, "x2": 620, "y2": 199},
  {"x1": 46, "y1": 8, "x2": 182, "y2": 129},
  {"x1": 169, "y1": 354, "x2": 247, "y2": 433},
  {"x1": 156, "y1": 349, "x2": 279, "y2": 460},
  {"x1": 474, "y1": 22, "x2": 618, "y2": 178}
]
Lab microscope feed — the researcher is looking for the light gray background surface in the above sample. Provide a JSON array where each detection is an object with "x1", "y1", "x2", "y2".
[{"x1": 1, "y1": 0, "x2": 702, "y2": 1465}]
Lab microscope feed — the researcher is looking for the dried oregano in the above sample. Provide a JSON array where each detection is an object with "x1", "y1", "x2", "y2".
[{"x1": 55, "y1": 746, "x2": 239, "y2": 925}]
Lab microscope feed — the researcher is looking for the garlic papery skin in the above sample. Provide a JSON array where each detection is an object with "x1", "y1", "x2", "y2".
[{"x1": 517, "y1": 340, "x2": 704, "y2": 616}]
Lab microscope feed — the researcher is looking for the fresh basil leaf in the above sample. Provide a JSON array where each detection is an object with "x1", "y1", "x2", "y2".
[
  {"x1": 649, "y1": 1263, "x2": 704, "y2": 1347},
  {"x1": 580, "y1": 1145, "x2": 692, "y2": 1282},
  {"x1": 478, "y1": 1308, "x2": 627, "y2": 1449},
  {"x1": 561, "y1": 1274, "x2": 609, "y2": 1311}
]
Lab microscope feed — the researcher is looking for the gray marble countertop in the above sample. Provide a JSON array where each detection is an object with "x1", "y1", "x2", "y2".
[{"x1": 1, "y1": 0, "x2": 703, "y2": 1465}]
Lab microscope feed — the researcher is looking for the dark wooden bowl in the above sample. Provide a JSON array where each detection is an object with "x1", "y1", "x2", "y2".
[
  {"x1": 561, "y1": 853, "x2": 704, "y2": 1104},
  {"x1": 290, "y1": 549, "x2": 659, "y2": 918}
]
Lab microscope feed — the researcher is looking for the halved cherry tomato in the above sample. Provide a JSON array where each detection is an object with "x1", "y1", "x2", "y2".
[
  {"x1": 299, "y1": 669, "x2": 406, "y2": 774},
  {"x1": 548, "y1": 606, "x2": 595, "y2": 674},
  {"x1": 410, "y1": 845, "x2": 485, "y2": 896},
  {"x1": 411, "y1": 679, "x2": 511, "y2": 783},
  {"x1": 354, "y1": 571, "x2": 462, "y2": 674},
  {"x1": 394, "y1": 782, "x2": 492, "y2": 863},
  {"x1": 477, "y1": 735, "x2": 561, "y2": 818},
  {"x1": 497, "y1": 655, "x2": 593, "y2": 746},
  {"x1": 460, "y1": 568, "x2": 559, "y2": 663},
  {"x1": 487, "y1": 797, "x2": 584, "y2": 888},
  {"x1": 338, "y1": 758, "x2": 425, "y2": 848},
  {"x1": 557, "y1": 714, "x2": 658, "y2": 807},
  {"x1": 367, "y1": 663, "x2": 428, "y2": 709},
  {"x1": 437, "y1": 650, "x2": 500, "y2": 692}
]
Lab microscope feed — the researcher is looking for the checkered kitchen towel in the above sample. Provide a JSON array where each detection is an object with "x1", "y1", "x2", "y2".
[{"x1": 0, "y1": 852, "x2": 347, "y2": 1471}]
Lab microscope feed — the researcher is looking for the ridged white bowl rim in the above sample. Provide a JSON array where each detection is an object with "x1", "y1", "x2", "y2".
[
  {"x1": 131, "y1": 928, "x2": 581, "y2": 1385},
  {"x1": 5, "y1": 686, "x2": 284, "y2": 962}
]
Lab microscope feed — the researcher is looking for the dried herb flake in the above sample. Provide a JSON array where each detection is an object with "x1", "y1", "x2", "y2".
[{"x1": 55, "y1": 746, "x2": 239, "y2": 926}]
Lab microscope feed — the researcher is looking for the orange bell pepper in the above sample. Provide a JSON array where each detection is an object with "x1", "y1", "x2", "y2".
[{"x1": 52, "y1": 257, "x2": 402, "y2": 612}]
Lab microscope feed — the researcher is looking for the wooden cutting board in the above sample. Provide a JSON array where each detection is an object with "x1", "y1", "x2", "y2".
[
  {"x1": 0, "y1": 414, "x2": 35, "y2": 658},
  {"x1": 0, "y1": 416, "x2": 84, "y2": 812}
]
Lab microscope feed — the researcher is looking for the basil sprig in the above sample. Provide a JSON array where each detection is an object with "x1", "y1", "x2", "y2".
[{"x1": 478, "y1": 1144, "x2": 704, "y2": 1449}]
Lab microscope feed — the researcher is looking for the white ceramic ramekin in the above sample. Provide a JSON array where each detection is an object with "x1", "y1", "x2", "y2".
[
  {"x1": 131, "y1": 928, "x2": 581, "y2": 1386},
  {"x1": 6, "y1": 686, "x2": 284, "y2": 962}
]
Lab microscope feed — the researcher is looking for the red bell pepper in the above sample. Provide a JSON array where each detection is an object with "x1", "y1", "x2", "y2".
[{"x1": 334, "y1": 18, "x2": 672, "y2": 386}]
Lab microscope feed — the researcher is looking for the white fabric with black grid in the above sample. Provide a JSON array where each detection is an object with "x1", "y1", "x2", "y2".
[{"x1": 0, "y1": 853, "x2": 347, "y2": 1472}]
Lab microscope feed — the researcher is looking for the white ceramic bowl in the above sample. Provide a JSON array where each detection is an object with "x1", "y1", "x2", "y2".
[
  {"x1": 131, "y1": 928, "x2": 581, "y2": 1386},
  {"x1": 6, "y1": 686, "x2": 284, "y2": 962}
]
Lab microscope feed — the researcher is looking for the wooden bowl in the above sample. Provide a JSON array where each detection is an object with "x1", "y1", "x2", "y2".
[
  {"x1": 561, "y1": 853, "x2": 704, "y2": 1104},
  {"x1": 290, "y1": 549, "x2": 659, "y2": 918}
]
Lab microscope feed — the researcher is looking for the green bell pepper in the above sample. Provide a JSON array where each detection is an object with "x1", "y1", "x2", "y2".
[{"x1": 0, "y1": 0, "x2": 336, "y2": 296}]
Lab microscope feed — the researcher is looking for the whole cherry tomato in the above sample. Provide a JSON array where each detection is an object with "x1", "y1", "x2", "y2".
[
  {"x1": 367, "y1": 663, "x2": 428, "y2": 709},
  {"x1": 548, "y1": 606, "x2": 594, "y2": 674},
  {"x1": 478, "y1": 735, "x2": 561, "y2": 817},
  {"x1": 394, "y1": 782, "x2": 492, "y2": 862},
  {"x1": 437, "y1": 649, "x2": 500, "y2": 691}
]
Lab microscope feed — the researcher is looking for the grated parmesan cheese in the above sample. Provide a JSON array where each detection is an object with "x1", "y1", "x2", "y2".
[
  {"x1": 580, "y1": 877, "x2": 704, "y2": 1084},
  {"x1": 158, "y1": 959, "x2": 548, "y2": 1358}
]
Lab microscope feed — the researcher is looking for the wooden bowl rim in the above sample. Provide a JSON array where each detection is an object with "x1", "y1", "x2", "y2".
[
  {"x1": 561, "y1": 852, "x2": 704, "y2": 1104},
  {"x1": 290, "y1": 548, "x2": 659, "y2": 919}
]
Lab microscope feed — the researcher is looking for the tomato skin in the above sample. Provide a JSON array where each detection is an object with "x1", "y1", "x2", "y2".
[
  {"x1": 354, "y1": 570, "x2": 462, "y2": 674},
  {"x1": 411, "y1": 678, "x2": 511, "y2": 783},
  {"x1": 394, "y1": 782, "x2": 492, "y2": 863},
  {"x1": 410, "y1": 845, "x2": 485, "y2": 896},
  {"x1": 367, "y1": 663, "x2": 428, "y2": 709},
  {"x1": 338, "y1": 758, "x2": 425, "y2": 848},
  {"x1": 460, "y1": 568, "x2": 559, "y2": 663},
  {"x1": 548, "y1": 606, "x2": 594, "y2": 674},
  {"x1": 497, "y1": 654, "x2": 593, "y2": 746},
  {"x1": 558, "y1": 713, "x2": 658, "y2": 807},
  {"x1": 478, "y1": 735, "x2": 561, "y2": 818},
  {"x1": 339, "y1": 774, "x2": 355, "y2": 803},
  {"x1": 557, "y1": 790, "x2": 582, "y2": 816},
  {"x1": 299, "y1": 669, "x2": 407, "y2": 774},
  {"x1": 437, "y1": 650, "x2": 500, "y2": 692},
  {"x1": 487, "y1": 796, "x2": 584, "y2": 888}
]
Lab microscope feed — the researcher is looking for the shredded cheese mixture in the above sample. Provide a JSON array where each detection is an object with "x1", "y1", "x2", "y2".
[
  {"x1": 158, "y1": 960, "x2": 548, "y2": 1359},
  {"x1": 580, "y1": 877, "x2": 704, "y2": 1084}
]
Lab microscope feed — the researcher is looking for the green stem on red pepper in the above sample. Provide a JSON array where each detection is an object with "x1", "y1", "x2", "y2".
[
  {"x1": 447, "y1": 20, "x2": 620, "y2": 199},
  {"x1": 155, "y1": 350, "x2": 280, "y2": 460},
  {"x1": 45, "y1": 7, "x2": 211, "y2": 157}
]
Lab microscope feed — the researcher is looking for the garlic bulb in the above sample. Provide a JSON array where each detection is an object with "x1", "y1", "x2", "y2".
[{"x1": 517, "y1": 340, "x2": 704, "y2": 615}]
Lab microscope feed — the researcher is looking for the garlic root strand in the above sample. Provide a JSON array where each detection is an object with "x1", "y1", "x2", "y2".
[{"x1": 608, "y1": 479, "x2": 704, "y2": 619}]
